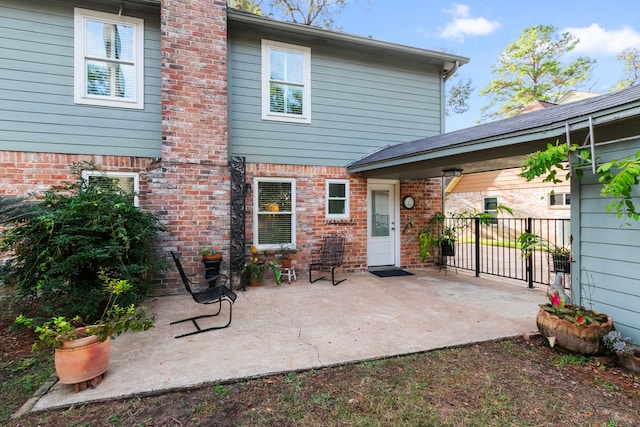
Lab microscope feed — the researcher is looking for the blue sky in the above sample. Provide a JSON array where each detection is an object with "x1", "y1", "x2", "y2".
[{"x1": 332, "y1": 0, "x2": 640, "y2": 132}]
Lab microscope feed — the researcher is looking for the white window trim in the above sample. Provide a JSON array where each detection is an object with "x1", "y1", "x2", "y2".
[
  {"x1": 325, "y1": 179, "x2": 349, "y2": 219},
  {"x1": 74, "y1": 8, "x2": 144, "y2": 109},
  {"x1": 82, "y1": 170, "x2": 140, "y2": 206},
  {"x1": 261, "y1": 39, "x2": 311, "y2": 123},
  {"x1": 253, "y1": 177, "x2": 297, "y2": 250}
]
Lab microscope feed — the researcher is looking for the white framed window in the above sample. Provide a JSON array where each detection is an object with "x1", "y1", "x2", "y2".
[
  {"x1": 74, "y1": 8, "x2": 144, "y2": 109},
  {"x1": 261, "y1": 40, "x2": 311, "y2": 123},
  {"x1": 483, "y1": 197, "x2": 498, "y2": 225},
  {"x1": 326, "y1": 179, "x2": 349, "y2": 219},
  {"x1": 549, "y1": 192, "x2": 570, "y2": 206},
  {"x1": 82, "y1": 170, "x2": 140, "y2": 206},
  {"x1": 254, "y1": 178, "x2": 296, "y2": 249}
]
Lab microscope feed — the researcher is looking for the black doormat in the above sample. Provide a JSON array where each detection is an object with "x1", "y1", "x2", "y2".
[{"x1": 369, "y1": 269, "x2": 414, "y2": 278}]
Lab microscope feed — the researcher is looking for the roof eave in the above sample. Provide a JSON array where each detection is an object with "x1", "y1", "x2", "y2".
[
  {"x1": 227, "y1": 8, "x2": 470, "y2": 67},
  {"x1": 347, "y1": 102, "x2": 640, "y2": 174}
]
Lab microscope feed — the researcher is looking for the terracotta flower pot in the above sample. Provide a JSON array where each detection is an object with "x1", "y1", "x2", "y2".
[
  {"x1": 281, "y1": 259, "x2": 292, "y2": 268},
  {"x1": 249, "y1": 281, "x2": 262, "y2": 287},
  {"x1": 54, "y1": 327, "x2": 111, "y2": 384},
  {"x1": 536, "y1": 306, "x2": 614, "y2": 355}
]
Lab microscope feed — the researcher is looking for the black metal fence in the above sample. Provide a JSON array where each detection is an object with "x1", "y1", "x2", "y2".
[{"x1": 442, "y1": 217, "x2": 571, "y2": 288}]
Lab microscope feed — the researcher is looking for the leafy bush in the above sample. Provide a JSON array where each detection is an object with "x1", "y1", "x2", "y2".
[{"x1": 1, "y1": 164, "x2": 166, "y2": 322}]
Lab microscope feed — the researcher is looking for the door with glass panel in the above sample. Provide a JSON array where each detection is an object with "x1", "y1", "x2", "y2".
[{"x1": 367, "y1": 182, "x2": 397, "y2": 266}]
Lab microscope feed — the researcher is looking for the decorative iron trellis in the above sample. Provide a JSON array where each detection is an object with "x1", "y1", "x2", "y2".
[{"x1": 229, "y1": 156, "x2": 247, "y2": 290}]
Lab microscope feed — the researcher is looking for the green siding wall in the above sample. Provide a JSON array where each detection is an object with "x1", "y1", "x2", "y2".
[
  {"x1": 228, "y1": 32, "x2": 444, "y2": 167},
  {"x1": 576, "y1": 138, "x2": 640, "y2": 342},
  {"x1": 0, "y1": 0, "x2": 161, "y2": 157}
]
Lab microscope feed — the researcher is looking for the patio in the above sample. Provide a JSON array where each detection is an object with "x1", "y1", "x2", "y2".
[{"x1": 29, "y1": 268, "x2": 547, "y2": 412}]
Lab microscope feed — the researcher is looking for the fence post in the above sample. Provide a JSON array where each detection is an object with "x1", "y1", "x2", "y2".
[
  {"x1": 526, "y1": 217, "x2": 533, "y2": 288},
  {"x1": 474, "y1": 216, "x2": 480, "y2": 277}
]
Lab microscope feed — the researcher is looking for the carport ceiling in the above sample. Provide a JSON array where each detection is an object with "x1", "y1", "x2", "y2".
[{"x1": 347, "y1": 85, "x2": 640, "y2": 180}]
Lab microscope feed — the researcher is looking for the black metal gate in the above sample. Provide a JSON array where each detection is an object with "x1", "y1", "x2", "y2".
[{"x1": 442, "y1": 217, "x2": 571, "y2": 288}]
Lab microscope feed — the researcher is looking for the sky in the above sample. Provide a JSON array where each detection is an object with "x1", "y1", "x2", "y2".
[{"x1": 330, "y1": 0, "x2": 640, "y2": 132}]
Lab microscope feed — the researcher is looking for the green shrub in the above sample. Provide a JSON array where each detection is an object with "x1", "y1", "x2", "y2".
[{"x1": 1, "y1": 164, "x2": 166, "y2": 322}]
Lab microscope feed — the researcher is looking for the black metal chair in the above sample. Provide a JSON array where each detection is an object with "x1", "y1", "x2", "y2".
[
  {"x1": 170, "y1": 251, "x2": 237, "y2": 338},
  {"x1": 309, "y1": 235, "x2": 346, "y2": 286}
]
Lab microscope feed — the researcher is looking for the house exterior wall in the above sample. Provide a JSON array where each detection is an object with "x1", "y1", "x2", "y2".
[
  {"x1": 228, "y1": 28, "x2": 444, "y2": 166},
  {"x1": 0, "y1": 0, "x2": 445, "y2": 295},
  {"x1": 446, "y1": 169, "x2": 571, "y2": 219},
  {"x1": 574, "y1": 138, "x2": 640, "y2": 343},
  {"x1": 0, "y1": 0, "x2": 162, "y2": 157}
]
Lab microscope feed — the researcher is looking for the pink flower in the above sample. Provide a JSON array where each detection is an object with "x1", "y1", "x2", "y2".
[
  {"x1": 550, "y1": 292, "x2": 563, "y2": 308},
  {"x1": 576, "y1": 315, "x2": 584, "y2": 325}
]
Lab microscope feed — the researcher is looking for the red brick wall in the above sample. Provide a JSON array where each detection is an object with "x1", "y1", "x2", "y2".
[
  {"x1": 150, "y1": 0, "x2": 230, "y2": 294},
  {"x1": 0, "y1": 152, "x2": 153, "y2": 198}
]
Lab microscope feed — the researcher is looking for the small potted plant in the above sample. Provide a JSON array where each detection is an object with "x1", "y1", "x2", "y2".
[
  {"x1": 278, "y1": 244, "x2": 296, "y2": 269},
  {"x1": 241, "y1": 246, "x2": 282, "y2": 286},
  {"x1": 200, "y1": 247, "x2": 222, "y2": 261},
  {"x1": 603, "y1": 330, "x2": 640, "y2": 372},
  {"x1": 517, "y1": 232, "x2": 572, "y2": 273},
  {"x1": 15, "y1": 272, "x2": 154, "y2": 389}
]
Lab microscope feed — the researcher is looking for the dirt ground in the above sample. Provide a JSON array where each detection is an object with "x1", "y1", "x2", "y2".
[{"x1": 3, "y1": 304, "x2": 640, "y2": 426}]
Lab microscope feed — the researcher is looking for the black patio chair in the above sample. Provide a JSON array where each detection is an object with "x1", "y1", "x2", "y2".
[
  {"x1": 309, "y1": 234, "x2": 346, "y2": 286},
  {"x1": 170, "y1": 251, "x2": 237, "y2": 339}
]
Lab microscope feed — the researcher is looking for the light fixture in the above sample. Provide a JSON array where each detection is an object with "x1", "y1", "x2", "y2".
[{"x1": 442, "y1": 168, "x2": 463, "y2": 177}]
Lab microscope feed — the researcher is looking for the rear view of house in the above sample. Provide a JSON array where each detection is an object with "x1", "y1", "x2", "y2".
[{"x1": 1, "y1": 0, "x2": 468, "y2": 291}]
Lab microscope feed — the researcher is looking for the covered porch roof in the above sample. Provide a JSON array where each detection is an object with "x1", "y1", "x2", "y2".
[{"x1": 347, "y1": 85, "x2": 640, "y2": 179}]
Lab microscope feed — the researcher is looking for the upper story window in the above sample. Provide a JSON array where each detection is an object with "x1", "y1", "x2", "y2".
[
  {"x1": 261, "y1": 40, "x2": 311, "y2": 123},
  {"x1": 82, "y1": 170, "x2": 140, "y2": 206},
  {"x1": 74, "y1": 8, "x2": 144, "y2": 109},
  {"x1": 326, "y1": 179, "x2": 349, "y2": 219},
  {"x1": 254, "y1": 178, "x2": 296, "y2": 249},
  {"x1": 549, "y1": 192, "x2": 570, "y2": 206}
]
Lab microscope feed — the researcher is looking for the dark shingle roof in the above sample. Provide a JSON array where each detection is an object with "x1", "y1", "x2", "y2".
[{"x1": 349, "y1": 85, "x2": 640, "y2": 170}]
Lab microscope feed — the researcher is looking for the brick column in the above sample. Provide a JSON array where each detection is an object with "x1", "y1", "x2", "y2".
[{"x1": 150, "y1": 0, "x2": 229, "y2": 294}]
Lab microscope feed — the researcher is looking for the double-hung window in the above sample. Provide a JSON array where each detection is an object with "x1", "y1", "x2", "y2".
[
  {"x1": 82, "y1": 170, "x2": 140, "y2": 206},
  {"x1": 549, "y1": 192, "x2": 570, "y2": 206},
  {"x1": 74, "y1": 8, "x2": 144, "y2": 109},
  {"x1": 261, "y1": 40, "x2": 311, "y2": 123},
  {"x1": 326, "y1": 179, "x2": 349, "y2": 219},
  {"x1": 254, "y1": 178, "x2": 296, "y2": 249}
]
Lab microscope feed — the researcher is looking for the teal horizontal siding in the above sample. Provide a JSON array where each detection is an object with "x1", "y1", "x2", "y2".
[
  {"x1": 0, "y1": 1, "x2": 161, "y2": 157},
  {"x1": 228, "y1": 33, "x2": 444, "y2": 167},
  {"x1": 577, "y1": 138, "x2": 640, "y2": 342}
]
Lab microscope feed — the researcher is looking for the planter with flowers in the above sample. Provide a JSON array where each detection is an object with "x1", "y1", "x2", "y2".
[
  {"x1": 200, "y1": 247, "x2": 223, "y2": 282},
  {"x1": 241, "y1": 246, "x2": 282, "y2": 286},
  {"x1": 603, "y1": 330, "x2": 640, "y2": 372},
  {"x1": 15, "y1": 273, "x2": 154, "y2": 391},
  {"x1": 537, "y1": 291, "x2": 614, "y2": 355}
]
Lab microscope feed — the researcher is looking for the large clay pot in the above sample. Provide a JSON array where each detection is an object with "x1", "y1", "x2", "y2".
[
  {"x1": 281, "y1": 258, "x2": 292, "y2": 269},
  {"x1": 54, "y1": 327, "x2": 111, "y2": 384},
  {"x1": 536, "y1": 306, "x2": 614, "y2": 355}
]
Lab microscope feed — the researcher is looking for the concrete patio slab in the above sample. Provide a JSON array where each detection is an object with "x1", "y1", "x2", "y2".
[{"x1": 30, "y1": 268, "x2": 547, "y2": 412}]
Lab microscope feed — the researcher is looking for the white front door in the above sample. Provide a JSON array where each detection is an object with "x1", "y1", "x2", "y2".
[{"x1": 367, "y1": 181, "x2": 398, "y2": 266}]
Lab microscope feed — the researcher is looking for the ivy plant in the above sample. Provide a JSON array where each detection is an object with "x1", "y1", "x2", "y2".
[{"x1": 519, "y1": 141, "x2": 640, "y2": 223}]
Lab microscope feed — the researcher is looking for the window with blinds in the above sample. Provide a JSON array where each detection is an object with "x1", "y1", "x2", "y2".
[
  {"x1": 255, "y1": 178, "x2": 295, "y2": 248},
  {"x1": 82, "y1": 170, "x2": 139, "y2": 206},
  {"x1": 74, "y1": 8, "x2": 144, "y2": 109},
  {"x1": 261, "y1": 40, "x2": 311, "y2": 123}
]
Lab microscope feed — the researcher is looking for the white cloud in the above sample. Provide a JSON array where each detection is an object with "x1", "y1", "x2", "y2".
[
  {"x1": 438, "y1": 4, "x2": 500, "y2": 42},
  {"x1": 564, "y1": 23, "x2": 640, "y2": 55}
]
